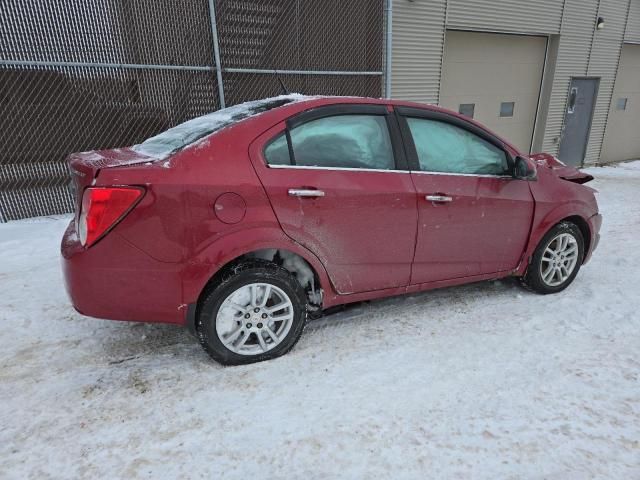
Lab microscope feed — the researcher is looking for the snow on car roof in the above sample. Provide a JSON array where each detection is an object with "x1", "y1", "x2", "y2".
[{"x1": 132, "y1": 93, "x2": 310, "y2": 159}]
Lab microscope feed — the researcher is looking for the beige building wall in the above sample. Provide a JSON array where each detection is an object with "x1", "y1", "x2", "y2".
[
  {"x1": 440, "y1": 31, "x2": 546, "y2": 153},
  {"x1": 391, "y1": 0, "x2": 637, "y2": 165},
  {"x1": 601, "y1": 44, "x2": 640, "y2": 162}
]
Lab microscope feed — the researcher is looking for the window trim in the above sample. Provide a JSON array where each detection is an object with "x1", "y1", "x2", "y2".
[
  {"x1": 262, "y1": 104, "x2": 409, "y2": 171},
  {"x1": 394, "y1": 106, "x2": 514, "y2": 176},
  {"x1": 268, "y1": 164, "x2": 411, "y2": 174},
  {"x1": 286, "y1": 104, "x2": 388, "y2": 129}
]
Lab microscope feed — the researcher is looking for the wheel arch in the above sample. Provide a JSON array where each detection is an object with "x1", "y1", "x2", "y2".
[
  {"x1": 561, "y1": 215, "x2": 591, "y2": 261},
  {"x1": 197, "y1": 248, "x2": 324, "y2": 304},
  {"x1": 518, "y1": 205, "x2": 592, "y2": 275},
  {"x1": 184, "y1": 230, "x2": 333, "y2": 334}
]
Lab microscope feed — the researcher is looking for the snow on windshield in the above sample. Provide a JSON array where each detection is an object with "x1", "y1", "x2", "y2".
[{"x1": 132, "y1": 94, "x2": 307, "y2": 159}]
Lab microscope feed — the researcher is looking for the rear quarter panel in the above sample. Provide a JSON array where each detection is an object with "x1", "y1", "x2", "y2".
[
  {"x1": 96, "y1": 163, "x2": 188, "y2": 263},
  {"x1": 168, "y1": 124, "x2": 335, "y2": 306}
]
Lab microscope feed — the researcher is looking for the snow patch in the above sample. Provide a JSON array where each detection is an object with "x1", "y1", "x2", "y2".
[{"x1": 2, "y1": 163, "x2": 639, "y2": 479}]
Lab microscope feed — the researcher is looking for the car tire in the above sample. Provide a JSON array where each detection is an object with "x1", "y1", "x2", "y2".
[
  {"x1": 196, "y1": 260, "x2": 307, "y2": 365},
  {"x1": 520, "y1": 221, "x2": 585, "y2": 294}
]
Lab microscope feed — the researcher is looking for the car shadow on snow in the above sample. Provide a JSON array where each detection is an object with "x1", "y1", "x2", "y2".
[
  {"x1": 93, "y1": 277, "x2": 525, "y2": 366},
  {"x1": 97, "y1": 321, "x2": 208, "y2": 366},
  {"x1": 305, "y1": 277, "x2": 524, "y2": 335}
]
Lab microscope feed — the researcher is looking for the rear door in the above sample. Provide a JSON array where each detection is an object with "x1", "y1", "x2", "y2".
[
  {"x1": 396, "y1": 107, "x2": 534, "y2": 284},
  {"x1": 249, "y1": 104, "x2": 417, "y2": 295}
]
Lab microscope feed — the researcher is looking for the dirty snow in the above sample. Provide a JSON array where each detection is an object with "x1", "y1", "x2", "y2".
[{"x1": 1, "y1": 162, "x2": 640, "y2": 479}]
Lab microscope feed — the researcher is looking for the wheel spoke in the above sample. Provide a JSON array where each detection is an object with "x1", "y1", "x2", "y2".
[
  {"x1": 223, "y1": 327, "x2": 244, "y2": 345},
  {"x1": 542, "y1": 266, "x2": 555, "y2": 282},
  {"x1": 560, "y1": 235, "x2": 569, "y2": 251},
  {"x1": 560, "y1": 264, "x2": 569, "y2": 279},
  {"x1": 257, "y1": 332, "x2": 268, "y2": 352},
  {"x1": 250, "y1": 284, "x2": 258, "y2": 307},
  {"x1": 265, "y1": 326, "x2": 279, "y2": 343},
  {"x1": 259, "y1": 284, "x2": 272, "y2": 307},
  {"x1": 554, "y1": 268, "x2": 563, "y2": 283},
  {"x1": 544, "y1": 247, "x2": 555, "y2": 257},
  {"x1": 266, "y1": 301, "x2": 290, "y2": 314},
  {"x1": 228, "y1": 302, "x2": 247, "y2": 313},
  {"x1": 234, "y1": 331, "x2": 251, "y2": 348},
  {"x1": 271, "y1": 312, "x2": 293, "y2": 322}
]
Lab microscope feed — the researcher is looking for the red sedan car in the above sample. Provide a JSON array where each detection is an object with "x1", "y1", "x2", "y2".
[{"x1": 62, "y1": 95, "x2": 602, "y2": 365}]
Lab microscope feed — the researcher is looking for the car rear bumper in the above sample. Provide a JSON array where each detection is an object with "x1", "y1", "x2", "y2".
[
  {"x1": 583, "y1": 213, "x2": 602, "y2": 264},
  {"x1": 61, "y1": 220, "x2": 186, "y2": 325}
]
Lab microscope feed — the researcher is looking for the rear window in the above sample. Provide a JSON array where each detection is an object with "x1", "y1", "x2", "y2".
[{"x1": 132, "y1": 94, "x2": 304, "y2": 159}]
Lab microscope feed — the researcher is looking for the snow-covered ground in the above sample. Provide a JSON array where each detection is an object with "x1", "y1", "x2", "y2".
[{"x1": 1, "y1": 162, "x2": 639, "y2": 479}]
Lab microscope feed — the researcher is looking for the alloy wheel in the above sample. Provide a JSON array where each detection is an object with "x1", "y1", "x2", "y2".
[
  {"x1": 539, "y1": 232, "x2": 579, "y2": 287},
  {"x1": 215, "y1": 282, "x2": 294, "y2": 355}
]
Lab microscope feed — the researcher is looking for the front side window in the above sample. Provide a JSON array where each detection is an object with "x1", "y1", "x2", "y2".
[
  {"x1": 289, "y1": 115, "x2": 394, "y2": 170},
  {"x1": 406, "y1": 117, "x2": 508, "y2": 175}
]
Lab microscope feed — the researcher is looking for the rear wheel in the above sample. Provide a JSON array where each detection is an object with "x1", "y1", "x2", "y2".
[
  {"x1": 520, "y1": 221, "x2": 584, "y2": 294},
  {"x1": 196, "y1": 261, "x2": 307, "y2": 365}
]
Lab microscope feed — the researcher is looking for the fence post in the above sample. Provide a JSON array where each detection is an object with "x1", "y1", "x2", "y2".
[
  {"x1": 384, "y1": 0, "x2": 392, "y2": 99},
  {"x1": 207, "y1": 0, "x2": 226, "y2": 108}
]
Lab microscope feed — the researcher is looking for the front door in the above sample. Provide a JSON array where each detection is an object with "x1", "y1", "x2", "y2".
[
  {"x1": 396, "y1": 108, "x2": 534, "y2": 284},
  {"x1": 250, "y1": 105, "x2": 417, "y2": 295},
  {"x1": 558, "y1": 78, "x2": 599, "y2": 166}
]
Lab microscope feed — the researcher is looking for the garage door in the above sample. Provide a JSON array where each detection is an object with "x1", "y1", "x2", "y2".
[
  {"x1": 440, "y1": 31, "x2": 547, "y2": 153},
  {"x1": 601, "y1": 44, "x2": 640, "y2": 163}
]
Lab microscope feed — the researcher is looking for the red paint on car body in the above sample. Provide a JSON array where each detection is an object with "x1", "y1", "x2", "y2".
[{"x1": 61, "y1": 96, "x2": 601, "y2": 326}]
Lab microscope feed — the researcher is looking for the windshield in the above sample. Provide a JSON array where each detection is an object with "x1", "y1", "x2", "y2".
[{"x1": 132, "y1": 94, "x2": 306, "y2": 159}]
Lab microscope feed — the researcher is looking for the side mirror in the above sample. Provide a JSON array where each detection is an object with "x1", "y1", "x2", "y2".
[{"x1": 513, "y1": 155, "x2": 537, "y2": 180}]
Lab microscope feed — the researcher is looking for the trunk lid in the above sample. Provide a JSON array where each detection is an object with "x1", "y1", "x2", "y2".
[
  {"x1": 528, "y1": 153, "x2": 594, "y2": 184},
  {"x1": 67, "y1": 148, "x2": 154, "y2": 208}
]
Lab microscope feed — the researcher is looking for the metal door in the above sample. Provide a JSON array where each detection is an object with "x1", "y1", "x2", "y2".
[{"x1": 558, "y1": 78, "x2": 599, "y2": 166}]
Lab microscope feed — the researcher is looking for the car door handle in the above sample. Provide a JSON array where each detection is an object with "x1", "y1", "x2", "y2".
[
  {"x1": 425, "y1": 194, "x2": 453, "y2": 203},
  {"x1": 288, "y1": 189, "x2": 325, "y2": 198}
]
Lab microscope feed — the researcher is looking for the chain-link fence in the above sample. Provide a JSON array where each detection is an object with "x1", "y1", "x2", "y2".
[{"x1": 0, "y1": 0, "x2": 385, "y2": 222}]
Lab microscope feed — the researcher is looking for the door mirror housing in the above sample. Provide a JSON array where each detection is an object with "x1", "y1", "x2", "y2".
[{"x1": 513, "y1": 155, "x2": 537, "y2": 180}]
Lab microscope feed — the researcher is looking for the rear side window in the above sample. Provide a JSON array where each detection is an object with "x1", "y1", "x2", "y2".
[
  {"x1": 133, "y1": 95, "x2": 300, "y2": 159},
  {"x1": 291, "y1": 115, "x2": 393, "y2": 170},
  {"x1": 406, "y1": 117, "x2": 508, "y2": 175},
  {"x1": 264, "y1": 114, "x2": 394, "y2": 170},
  {"x1": 264, "y1": 133, "x2": 290, "y2": 165}
]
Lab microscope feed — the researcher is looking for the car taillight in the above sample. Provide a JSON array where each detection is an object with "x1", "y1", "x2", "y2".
[{"x1": 78, "y1": 187, "x2": 144, "y2": 247}]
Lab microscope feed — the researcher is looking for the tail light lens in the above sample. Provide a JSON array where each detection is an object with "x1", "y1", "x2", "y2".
[{"x1": 78, "y1": 187, "x2": 144, "y2": 247}]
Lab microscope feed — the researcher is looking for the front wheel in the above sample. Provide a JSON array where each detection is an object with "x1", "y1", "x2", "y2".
[
  {"x1": 520, "y1": 221, "x2": 584, "y2": 294},
  {"x1": 197, "y1": 261, "x2": 307, "y2": 365}
]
